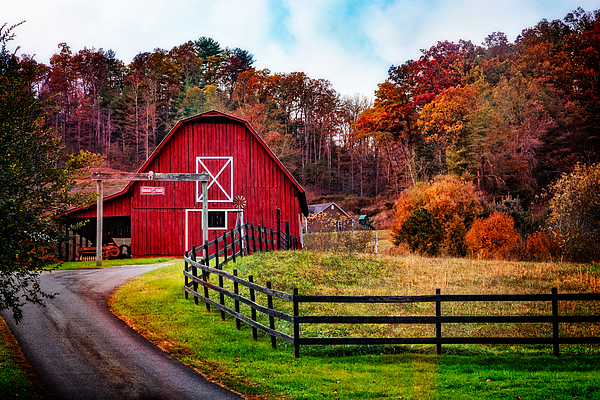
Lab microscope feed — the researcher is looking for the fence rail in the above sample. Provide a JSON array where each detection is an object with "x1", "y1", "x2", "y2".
[{"x1": 184, "y1": 252, "x2": 600, "y2": 358}]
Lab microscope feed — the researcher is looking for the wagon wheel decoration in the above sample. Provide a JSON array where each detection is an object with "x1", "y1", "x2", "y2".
[{"x1": 233, "y1": 195, "x2": 246, "y2": 210}]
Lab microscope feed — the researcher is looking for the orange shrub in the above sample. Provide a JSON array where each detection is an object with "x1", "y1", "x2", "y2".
[
  {"x1": 465, "y1": 212, "x2": 521, "y2": 260},
  {"x1": 524, "y1": 231, "x2": 561, "y2": 262},
  {"x1": 391, "y1": 175, "x2": 482, "y2": 256}
]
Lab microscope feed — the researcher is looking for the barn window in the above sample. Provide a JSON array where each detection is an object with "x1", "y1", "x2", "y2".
[{"x1": 208, "y1": 211, "x2": 226, "y2": 228}]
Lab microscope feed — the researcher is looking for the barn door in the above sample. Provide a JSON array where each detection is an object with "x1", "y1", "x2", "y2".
[
  {"x1": 196, "y1": 157, "x2": 233, "y2": 203},
  {"x1": 185, "y1": 209, "x2": 238, "y2": 252}
]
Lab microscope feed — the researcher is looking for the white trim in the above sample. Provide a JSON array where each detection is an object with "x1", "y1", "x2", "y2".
[
  {"x1": 196, "y1": 156, "x2": 233, "y2": 203},
  {"x1": 184, "y1": 208, "x2": 241, "y2": 251}
]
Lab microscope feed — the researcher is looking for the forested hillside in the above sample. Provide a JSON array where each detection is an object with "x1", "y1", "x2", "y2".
[{"x1": 21, "y1": 7, "x2": 599, "y2": 203}]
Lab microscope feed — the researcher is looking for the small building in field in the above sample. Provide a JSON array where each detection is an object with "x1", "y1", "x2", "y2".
[
  {"x1": 65, "y1": 111, "x2": 308, "y2": 258},
  {"x1": 303, "y1": 202, "x2": 353, "y2": 233}
]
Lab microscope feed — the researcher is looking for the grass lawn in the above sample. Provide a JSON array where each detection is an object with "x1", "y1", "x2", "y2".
[
  {"x1": 0, "y1": 319, "x2": 44, "y2": 399},
  {"x1": 109, "y1": 252, "x2": 600, "y2": 399},
  {"x1": 49, "y1": 256, "x2": 177, "y2": 270}
]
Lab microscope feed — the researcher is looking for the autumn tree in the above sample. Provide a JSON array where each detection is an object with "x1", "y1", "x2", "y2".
[
  {"x1": 547, "y1": 163, "x2": 600, "y2": 262},
  {"x1": 356, "y1": 61, "x2": 420, "y2": 194},
  {"x1": 0, "y1": 23, "x2": 100, "y2": 322}
]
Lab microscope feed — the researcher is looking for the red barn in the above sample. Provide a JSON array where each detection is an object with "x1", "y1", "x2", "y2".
[{"x1": 65, "y1": 111, "x2": 308, "y2": 257}]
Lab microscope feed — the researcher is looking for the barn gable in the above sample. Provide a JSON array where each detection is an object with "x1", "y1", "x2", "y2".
[{"x1": 66, "y1": 111, "x2": 307, "y2": 257}]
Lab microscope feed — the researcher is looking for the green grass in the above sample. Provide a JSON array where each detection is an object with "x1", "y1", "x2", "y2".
[
  {"x1": 109, "y1": 253, "x2": 600, "y2": 399},
  {"x1": 0, "y1": 320, "x2": 43, "y2": 399},
  {"x1": 48, "y1": 257, "x2": 176, "y2": 270}
]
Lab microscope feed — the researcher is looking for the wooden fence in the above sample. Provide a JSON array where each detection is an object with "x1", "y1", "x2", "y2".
[{"x1": 183, "y1": 252, "x2": 600, "y2": 358}]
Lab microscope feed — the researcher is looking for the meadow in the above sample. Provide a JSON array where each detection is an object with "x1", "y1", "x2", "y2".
[{"x1": 107, "y1": 250, "x2": 600, "y2": 399}]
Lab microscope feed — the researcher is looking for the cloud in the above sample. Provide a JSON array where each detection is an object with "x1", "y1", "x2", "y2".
[{"x1": 4, "y1": 0, "x2": 599, "y2": 99}]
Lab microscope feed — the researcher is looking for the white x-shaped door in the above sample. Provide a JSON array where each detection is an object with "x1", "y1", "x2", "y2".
[{"x1": 196, "y1": 156, "x2": 233, "y2": 203}]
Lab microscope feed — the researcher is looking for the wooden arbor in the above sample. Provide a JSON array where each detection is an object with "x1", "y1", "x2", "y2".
[{"x1": 92, "y1": 171, "x2": 210, "y2": 266}]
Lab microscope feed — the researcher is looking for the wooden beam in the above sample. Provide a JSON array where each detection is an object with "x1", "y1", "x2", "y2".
[
  {"x1": 91, "y1": 171, "x2": 210, "y2": 182},
  {"x1": 93, "y1": 171, "x2": 210, "y2": 265},
  {"x1": 202, "y1": 181, "x2": 208, "y2": 253},
  {"x1": 96, "y1": 180, "x2": 103, "y2": 267}
]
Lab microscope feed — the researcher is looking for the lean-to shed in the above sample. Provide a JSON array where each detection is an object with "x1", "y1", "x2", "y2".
[{"x1": 65, "y1": 111, "x2": 308, "y2": 257}]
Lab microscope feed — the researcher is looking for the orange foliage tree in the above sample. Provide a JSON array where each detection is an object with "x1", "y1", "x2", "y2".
[
  {"x1": 465, "y1": 212, "x2": 521, "y2": 260},
  {"x1": 391, "y1": 175, "x2": 482, "y2": 256}
]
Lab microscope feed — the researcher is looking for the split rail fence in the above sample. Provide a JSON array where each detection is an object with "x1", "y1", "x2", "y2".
[{"x1": 184, "y1": 246, "x2": 600, "y2": 357}]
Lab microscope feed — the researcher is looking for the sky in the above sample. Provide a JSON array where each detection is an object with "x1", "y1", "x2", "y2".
[{"x1": 3, "y1": 0, "x2": 598, "y2": 98}]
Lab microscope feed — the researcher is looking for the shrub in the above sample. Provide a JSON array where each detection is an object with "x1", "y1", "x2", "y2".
[
  {"x1": 547, "y1": 163, "x2": 600, "y2": 262},
  {"x1": 391, "y1": 175, "x2": 482, "y2": 256},
  {"x1": 465, "y1": 212, "x2": 521, "y2": 260},
  {"x1": 524, "y1": 231, "x2": 560, "y2": 262},
  {"x1": 397, "y1": 208, "x2": 442, "y2": 255}
]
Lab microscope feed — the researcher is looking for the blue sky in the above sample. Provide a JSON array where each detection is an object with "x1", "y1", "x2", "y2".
[{"x1": 4, "y1": 0, "x2": 598, "y2": 98}]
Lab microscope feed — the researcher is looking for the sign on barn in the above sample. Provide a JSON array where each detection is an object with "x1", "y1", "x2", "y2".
[{"x1": 64, "y1": 111, "x2": 308, "y2": 258}]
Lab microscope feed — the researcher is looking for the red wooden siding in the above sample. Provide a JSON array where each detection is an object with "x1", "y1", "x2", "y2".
[{"x1": 66, "y1": 111, "x2": 306, "y2": 257}]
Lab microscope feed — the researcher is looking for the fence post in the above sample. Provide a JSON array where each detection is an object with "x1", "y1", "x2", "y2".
[
  {"x1": 258, "y1": 225, "x2": 264, "y2": 252},
  {"x1": 203, "y1": 240, "x2": 211, "y2": 312},
  {"x1": 214, "y1": 232, "x2": 219, "y2": 269},
  {"x1": 436, "y1": 288, "x2": 442, "y2": 355},
  {"x1": 251, "y1": 223, "x2": 257, "y2": 254},
  {"x1": 293, "y1": 288, "x2": 300, "y2": 358},
  {"x1": 184, "y1": 251, "x2": 189, "y2": 300},
  {"x1": 249, "y1": 275, "x2": 258, "y2": 340},
  {"x1": 191, "y1": 246, "x2": 199, "y2": 306},
  {"x1": 222, "y1": 230, "x2": 228, "y2": 267},
  {"x1": 277, "y1": 209, "x2": 281, "y2": 250},
  {"x1": 219, "y1": 273, "x2": 225, "y2": 321},
  {"x1": 286, "y1": 221, "x2": 290, "y2": 250},
  {"x1": 231, "y1": 228, "x2": 236, "y2": 262},
  {"x1": 233, "y1": 269, "x2": 241, "y2": 330},
  {"x1": 552, "y1": 287, "x2": 559, "y2": 357},
  {"x1": 267, "y1": 282, "x2": 277, "y2": 349},
  {"x1": 238, "y1": 223, "x2": 245, "y2": 257}
]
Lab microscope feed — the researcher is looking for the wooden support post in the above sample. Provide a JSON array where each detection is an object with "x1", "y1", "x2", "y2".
[
  {"x1": 231, "y1": 228, "x2": 236, "y2": 263},
  {"x1": 184, "y1": 251, "x2": 189, "y2": 300},
  {"x1": 202, "y1": 180, "x2": 208, "y2": 258},
  {"x1": 293, "y1": 288, "x2": 300, "y2": 358},
  {"x1": 267, "y1": 282, "x2": 276, "y2": 349},
  {"x1": 436, "y1": 288, "x2": 442, "y2": 355},
  {"x1": 285, "y1": 221, "x2": 290, "y2": 250},
  {"x1": 219, "y1": 273, "x2": 225, "y2": 321},
  {"x1": 276, "y1": 209, "x2": 281, "y2": 250},
  {"x1": 233, "y1": 269, "x2": 241, "y2": 331},
  {"x1": 237, "y1": 223, "x2": 244, "y2": 257},
  {"x1": 552, "y1": 287, "x2": 559, "y2": 357},
  {"x1": 203, "y1": 239, "x2": 210, "y2": 312},
  {"x1": 191, "y1": 246, "x2": 198, "y2": 306},
  {"x1": 249, "y1": 275, "x2": 258, "y2": 340},
  {"x1": 251, "y1": 223, "x2": 257, "y2": 253},
  {"x1": 214, "y1": 232, "x2": 219, "y2": 269},
  {"x1": 96, "y1": 180, "x2": 103, "y2": 267}
]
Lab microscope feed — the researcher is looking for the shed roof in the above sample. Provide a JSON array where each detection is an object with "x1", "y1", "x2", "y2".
[{"x1": 307, "y1": 202, "x2": 352, "y2": 219}]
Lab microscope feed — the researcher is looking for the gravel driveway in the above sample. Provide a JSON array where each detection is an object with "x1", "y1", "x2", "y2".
[{"x1": 1, "y1": 265, "x2": 244, "y2": 400}]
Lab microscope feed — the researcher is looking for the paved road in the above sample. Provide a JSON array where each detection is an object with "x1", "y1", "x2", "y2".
[{"x1": 1, "y1": 265, "x2": 244, "y2": 400}]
